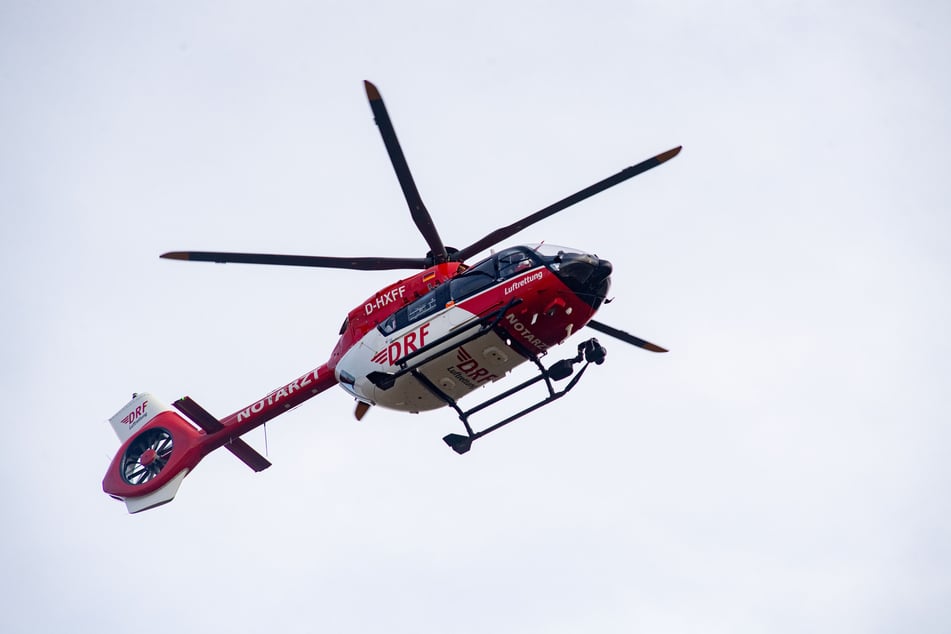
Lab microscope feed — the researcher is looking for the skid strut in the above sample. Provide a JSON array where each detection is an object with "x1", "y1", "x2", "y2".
[{"x1": 418, "y1": 337, "x2": 607, "y2": 454}]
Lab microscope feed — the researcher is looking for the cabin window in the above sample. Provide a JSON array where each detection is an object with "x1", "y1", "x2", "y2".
[
  {"x1": 377, "y1": 285, "x2": 449, "y2": 335},
  {"x1": 378, "y1": 313, "x2": 398, "y2": 335},
  {"x1": 405, "y1": 289, "x2": 441, "y2": 323}
]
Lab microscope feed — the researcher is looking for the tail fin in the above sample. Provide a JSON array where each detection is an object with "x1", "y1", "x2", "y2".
[{"x1": 108, "y1": 393, "x2": 171, "y2": 443}]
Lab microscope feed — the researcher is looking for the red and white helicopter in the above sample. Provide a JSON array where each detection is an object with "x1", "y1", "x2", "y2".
[{"x1": 102, "y1": 81, "x2": 680, "y2": 513}]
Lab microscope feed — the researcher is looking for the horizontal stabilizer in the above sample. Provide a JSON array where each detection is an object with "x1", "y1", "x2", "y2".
[
  {"x1": 173, "y1": 396, "x2": 224, "y2": 433},
  {"x1": 173, "y1": 396, "x2": 271, "y2": 472},
  {"x1": 224, "y1": 438, "x2": 272, "y2": 472}
]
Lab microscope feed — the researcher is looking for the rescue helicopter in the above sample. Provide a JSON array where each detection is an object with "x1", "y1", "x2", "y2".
[{"x1": 102, "y1": 81, "x2": 681, "y2": 513}]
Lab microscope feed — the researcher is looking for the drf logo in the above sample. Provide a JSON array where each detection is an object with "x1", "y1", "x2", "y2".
[
  {"x1": 372, "y1": 322, "x2": 430, "y2": 366},
  {"x1": 452, "y1": 347, "x2": 499, "y2": 386},
  {"x1": 121, "y1": 401, "x2": 149, "y2": 429}
]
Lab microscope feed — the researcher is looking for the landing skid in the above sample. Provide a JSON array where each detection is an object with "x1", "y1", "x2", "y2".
[
  {"x1": 419, "y1": 338, "x2": 607, "y2": 454},
  {"x1": 365, "y1": 298, "x2": 608, "y2": 453}
]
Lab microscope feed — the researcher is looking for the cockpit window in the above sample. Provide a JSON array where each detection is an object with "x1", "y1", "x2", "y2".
[
  {"x1": 497, "y1": 248, "x2": 538, "y2": 278},
  {"x1": 449, "y1": 247, "x2": 544, "y2": 300},
  {"x1": 449, "y1": 257, "x2": 498, "y2": 300}
]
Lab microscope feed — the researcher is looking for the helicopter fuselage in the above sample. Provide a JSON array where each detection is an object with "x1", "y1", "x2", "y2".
[{"x1": 329, "y1": 244, "x2": 613, "y2": 412}]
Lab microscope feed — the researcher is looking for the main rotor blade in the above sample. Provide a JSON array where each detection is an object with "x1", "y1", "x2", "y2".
[
  {"x1": 451, "y1": 146, "x2": 681, "y2": 263},
  {"x1": 160, "y1": 251, "x2": 430, "y2": 271},
  {"x1": 364, "y1": 80, "x2": 448, "y2": 263},
  {"x1": 586, "y1": 319, "x2": 668, "y2": 353}
]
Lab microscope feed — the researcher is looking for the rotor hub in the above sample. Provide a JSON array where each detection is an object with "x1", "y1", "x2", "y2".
[{"x1": 139, "y1": 448, "x2": 158, "y2": 466}]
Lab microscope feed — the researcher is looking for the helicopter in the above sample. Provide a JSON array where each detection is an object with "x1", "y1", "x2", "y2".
[{"x1": 102, "y1": 81, "x2": 681, "y2": 513}]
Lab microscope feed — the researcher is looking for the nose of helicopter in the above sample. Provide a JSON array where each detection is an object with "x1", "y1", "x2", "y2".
[
  {"x1": 554, "y1": 253, "x2": 613, "y2": 308},
  {"x1": 590, "y1": 257, "x2": 613, "y2": 283}
]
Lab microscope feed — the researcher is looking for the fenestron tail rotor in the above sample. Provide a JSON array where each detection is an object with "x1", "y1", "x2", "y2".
[{"x1": 121, "y1": 427, "x2": 174, "y2": 485}]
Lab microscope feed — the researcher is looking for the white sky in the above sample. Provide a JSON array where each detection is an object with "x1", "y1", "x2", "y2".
[{"x1": 2, "y1": 1, "x2": 949, "y2": 632}]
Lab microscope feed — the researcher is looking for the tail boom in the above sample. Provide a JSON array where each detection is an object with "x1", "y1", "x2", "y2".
[{"x1": 102, "y1": 363, "x2": 337, "y2": 513}]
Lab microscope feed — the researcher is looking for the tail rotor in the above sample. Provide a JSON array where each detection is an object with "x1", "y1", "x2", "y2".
[{"x1": 121, "y1": 427, "x2": 174, "y2": 485}]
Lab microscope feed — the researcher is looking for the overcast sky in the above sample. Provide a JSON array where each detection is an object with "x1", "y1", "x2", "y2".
[{"x1": 2, "y1": 1, "x2": 949, "y2": 632}]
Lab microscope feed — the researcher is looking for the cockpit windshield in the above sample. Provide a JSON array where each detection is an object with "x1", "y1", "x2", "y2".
[
  {"x1": 497, "y1": 248, "x2": 537, "y2": 278},
  {"x1": 452, "y1": 247, "x2": 543, "y2": 281},
  {"x1": 526, "y1": 243, "x2": 588, "y2": 270}
]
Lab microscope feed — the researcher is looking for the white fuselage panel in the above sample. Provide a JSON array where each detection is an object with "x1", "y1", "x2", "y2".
[{"x1": 335, "y1": 304, "x2": 528, "y2": 412}]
